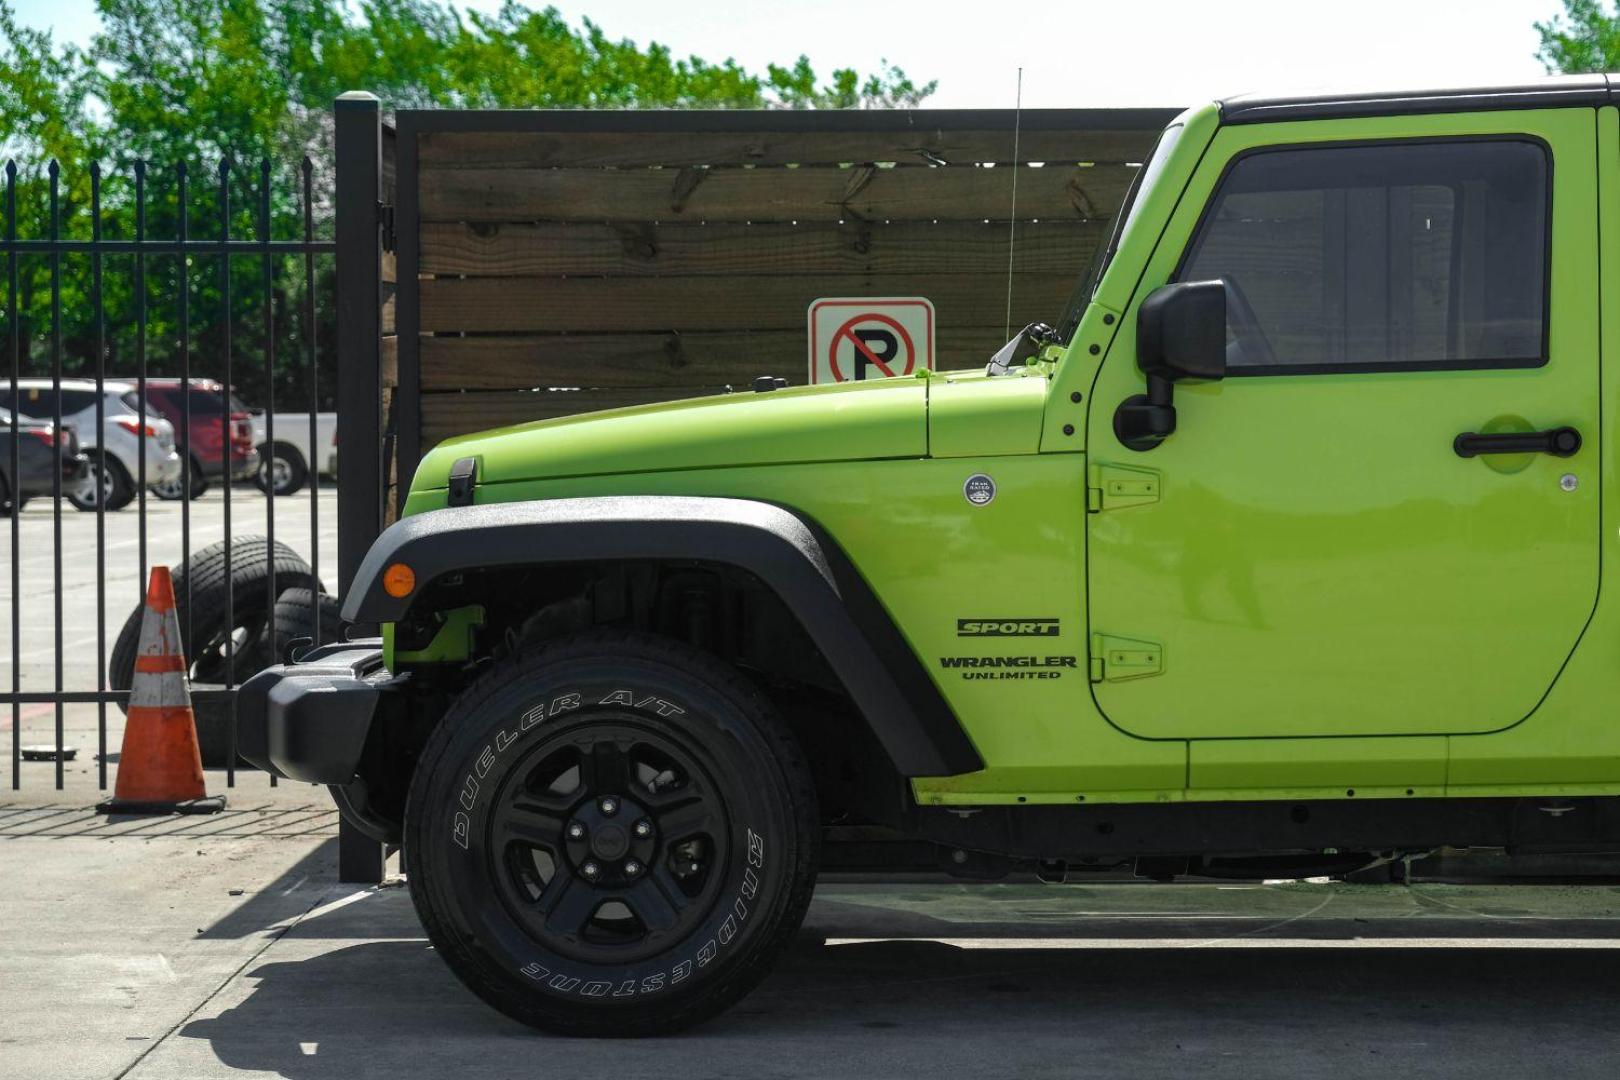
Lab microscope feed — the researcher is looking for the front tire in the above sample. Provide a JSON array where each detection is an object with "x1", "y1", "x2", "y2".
[{"x1": 405, "y1": 631, "x2": 818, "y2": 1037}]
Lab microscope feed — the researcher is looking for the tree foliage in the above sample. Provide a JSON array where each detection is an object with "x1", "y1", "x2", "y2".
[
  {"x1": 1535, "y1": 0, "x2": 1620, "y2": 72},
  {"x1": 0, "y1": 0, "x2": 935, "y2": 406}
]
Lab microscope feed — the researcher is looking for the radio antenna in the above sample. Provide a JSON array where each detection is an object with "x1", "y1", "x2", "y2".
[{"x1": 1003, "y1": 67, "x2": 1024, "y2": 342}]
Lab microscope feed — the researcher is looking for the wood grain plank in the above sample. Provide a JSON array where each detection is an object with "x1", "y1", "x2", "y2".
[
  {"x1": 418, "y1": 328, "x2": 1017, "y2": 391},
  {"x1": 419, "y1": 219, "x2": 1104, "y2": 277},
  {"x1": 418, "y1": 163, "x2": 1133, "y2": 223},
  {"x1": 419, "y1": 273, "x2": 1072, "y2": 333},
  {"x1": 416, "y1": 128, "x2": 1164, "y2": 169},
  {"x1": 381, "y1": 334, "x2": 398, "y2": 389}
]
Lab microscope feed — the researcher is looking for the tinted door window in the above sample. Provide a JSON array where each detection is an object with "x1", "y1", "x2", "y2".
[
  {"x1": 184, "y1": 388, "x2": 238, "y2": 415},
  {"x1": 59, "y1": 389, "x2": 100, "y2": 414},
  {"x1": 4, "y1": 387, "x2": 56, "y2": 418},
  {"x1": 119, "y1": 391, "x2": 165, "y2": 417},
  {"x1": 1179, "y1": 139, "x2": 1549, "y2": 374}
]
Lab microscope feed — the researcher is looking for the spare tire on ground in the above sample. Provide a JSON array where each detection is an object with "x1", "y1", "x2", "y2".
[
  {"x1": 270, "y1": 587, "x2": 345, "y2": 661},
  {"x1": 191, "y1": 586, "x2": 346, "y2": 767},
  {"x1": 109, "y1": 536, "x2": 321, "y2": 766}
]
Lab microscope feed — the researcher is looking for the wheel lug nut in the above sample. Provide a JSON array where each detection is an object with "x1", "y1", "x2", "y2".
[
  {"x1": 566, "y1": 822, "x2": 586, "y2": 840},
  {"x1": 599, "y1": 796, "x2": 619, "y2": 816},
  {"x1": 624, "y1": 860, "x2": 642, "y2": 876},
  {"x1": 633, "y1": 819, "x2": 652, "y2": 838},
  {"x1": 581, "y1": 861, "x2": 600, "y2": 879}
]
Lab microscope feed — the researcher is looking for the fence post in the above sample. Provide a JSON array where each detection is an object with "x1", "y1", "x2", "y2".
[
  {"x1": 333, "y1": 91, "x2": 387, "y2": 885},
  {"x1": 335, "y1": 91, "x2": 384, "y2": 602}
]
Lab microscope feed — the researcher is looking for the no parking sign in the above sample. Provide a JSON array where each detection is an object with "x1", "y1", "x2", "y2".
[{"x1": 807, "y1": 297, "x2": 935, "y2": 385}]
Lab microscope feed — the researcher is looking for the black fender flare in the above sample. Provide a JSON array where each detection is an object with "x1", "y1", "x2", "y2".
[{"x1": 343, "y1": 495, "x2": 982, "y2": 777}]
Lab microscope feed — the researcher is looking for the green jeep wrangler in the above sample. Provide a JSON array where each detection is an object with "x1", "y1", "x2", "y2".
[{"x1": 240, "y1": 75, "x2": 1620, "y2": 1035}]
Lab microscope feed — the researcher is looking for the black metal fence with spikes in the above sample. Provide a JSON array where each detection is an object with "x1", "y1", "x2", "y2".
[{"x1": 0, "y1": 152, "x2": 337, "y2": 798}]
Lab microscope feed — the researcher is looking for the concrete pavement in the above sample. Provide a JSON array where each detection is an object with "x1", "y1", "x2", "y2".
[{"x1": 4, "y1": 813, "x2": 1620, "y2": 1080}]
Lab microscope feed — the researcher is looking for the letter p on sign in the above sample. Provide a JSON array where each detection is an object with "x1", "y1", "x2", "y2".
[{"x1": 808, "y1": 298, "x2": 935, "y2": 385}]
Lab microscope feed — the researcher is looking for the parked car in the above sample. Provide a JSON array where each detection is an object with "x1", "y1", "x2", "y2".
[
  {"x1": 250, "y1": 411, "x2": 336, "y2": 495},
  {"x1": 0, "y1": 412, "x2": 83, "y2": 513},
  {"x1": 138, "y1": 378, "x2": 258, "y2": 500},
  {"x1": 0, "y1": 379, "x2": 181, "y2": 510},
  {"x1": 244, "y1": 73, "x2": 1620, "y2": 1037}
]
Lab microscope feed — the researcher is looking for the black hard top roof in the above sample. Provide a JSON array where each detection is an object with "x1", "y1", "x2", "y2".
[{"x1": 1219, "y1": 74, "x2": 1615, "y2": 125}]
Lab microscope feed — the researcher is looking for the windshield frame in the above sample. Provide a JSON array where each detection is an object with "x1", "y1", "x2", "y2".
[{"x1": 1057, "y1": 123, "x2": 1186, "y2": 342}]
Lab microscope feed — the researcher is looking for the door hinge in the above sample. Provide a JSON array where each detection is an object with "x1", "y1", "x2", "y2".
[
  {"x1": 1089, "y1": 633, "x2": 1163, "y2": 682},
  {"x1": 1087, "y1": 462, "x2": 1160, "y2": 512}
]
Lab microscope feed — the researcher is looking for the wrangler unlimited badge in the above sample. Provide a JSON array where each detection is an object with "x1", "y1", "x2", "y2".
[{"x1": 939, "y1": 655, "x2": 1078, "y2": 680}]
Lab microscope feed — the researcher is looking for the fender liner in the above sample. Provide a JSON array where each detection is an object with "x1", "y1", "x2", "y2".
[{"x1": 343, "y1": 495, "x2": 983, "y2": 777}]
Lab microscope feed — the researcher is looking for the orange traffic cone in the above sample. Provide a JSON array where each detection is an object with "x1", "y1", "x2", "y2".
[{"x1": 97, "y1": 567, "x2": 226, "y2": 815}]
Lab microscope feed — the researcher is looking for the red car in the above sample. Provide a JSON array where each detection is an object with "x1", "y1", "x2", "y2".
[{"x1": 138, "y1": 379, "x2": 258, "y2": 499}]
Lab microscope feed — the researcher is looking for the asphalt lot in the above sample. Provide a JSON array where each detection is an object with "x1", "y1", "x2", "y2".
[
  {"x1": 2, "y1": 814, "x2": 1620, "y2": 1080},
  {"x1": 0, "y1": 481, "x2": 337, "y2": 689},
  {"x1": 0, "y1": 482, "x2": 336, "y2": 799}
]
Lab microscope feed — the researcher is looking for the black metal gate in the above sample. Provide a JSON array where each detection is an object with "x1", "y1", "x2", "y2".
[
  {"x1": 0, "y1": 95, "x2": 398, "y2": 887},
  {"x1": 0, "y1": 98, "x2": 393, "y2": 876},
  {"x1": 0, "y1": 149, "x2": 332, "y2": 761}
]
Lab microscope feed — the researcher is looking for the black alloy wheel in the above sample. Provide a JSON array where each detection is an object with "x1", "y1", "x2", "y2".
[{"x1": 488, "y1": 721, "x2": 731, "y2": 967}]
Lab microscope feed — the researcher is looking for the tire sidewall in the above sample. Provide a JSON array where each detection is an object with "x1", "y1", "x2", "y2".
[
  {"x1": 70, "y1": 452, "x2": 129, "y2": 511},
  {"x1": 256, "y1": 442, "x2": 306, "y2": 495},
  {"x1": 107, "y1": 537, "x2": 316, "y2": 710},
  {"x1": 408, "y1": 648, "x2": 800, "y2": 1024},
  {"x1": 271, "y1": 588, "x2": 343, "y2": 660},
  {"x1": 186, "y1": 456, "x2": 209, "y2": 498}
]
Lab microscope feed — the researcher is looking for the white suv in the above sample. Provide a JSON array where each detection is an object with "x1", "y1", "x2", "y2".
[{"x1": 0, "y1": 379, "x2": 182, "y2": 510}]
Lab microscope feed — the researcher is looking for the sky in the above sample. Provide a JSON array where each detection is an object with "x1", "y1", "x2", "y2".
[{"x1": 9, "y1": 0, "x2": 1572, "y2": 109}]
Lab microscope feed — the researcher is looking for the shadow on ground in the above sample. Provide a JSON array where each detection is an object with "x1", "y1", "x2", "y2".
[{"x1": 177, "y1": 889, "x2": 1620, "y2": 1080}]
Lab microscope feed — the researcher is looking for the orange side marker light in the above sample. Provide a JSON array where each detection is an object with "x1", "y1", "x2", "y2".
[{"x1": 383, "y1": 562, "x2": 416, "y2": 598}]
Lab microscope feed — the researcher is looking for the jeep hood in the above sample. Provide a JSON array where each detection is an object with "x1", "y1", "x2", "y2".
[{"x1": 413, "y1": 376, "x2": 928, "y2": 491}]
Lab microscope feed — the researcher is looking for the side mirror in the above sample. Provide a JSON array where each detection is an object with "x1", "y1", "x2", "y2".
[{"x1": 1114, "y1": 280, "x2": 1227, "y2": 451}]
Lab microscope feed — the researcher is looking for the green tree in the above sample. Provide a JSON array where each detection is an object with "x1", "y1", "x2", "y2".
[
  {"x1": 0, "y1": 5, "x2": 106, "y2": 371},
  {"x1": 0, "y1": 0, "x2": 935, "y2": 406},
  {"x1": 1535, "y1": 0, "x2": 1620, "y2": 71}
]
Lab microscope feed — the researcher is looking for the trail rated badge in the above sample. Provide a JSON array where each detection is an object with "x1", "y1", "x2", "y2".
[{"x1": 963, "y1": 473, "x2": 996, "y2": 506}]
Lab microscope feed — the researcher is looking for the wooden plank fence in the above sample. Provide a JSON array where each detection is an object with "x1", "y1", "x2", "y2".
[{"x1": 391, "y1": 108, "x2": 1179, "y2": 461}]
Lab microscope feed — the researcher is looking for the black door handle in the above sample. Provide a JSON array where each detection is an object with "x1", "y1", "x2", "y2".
[{"x1": 1453, "y1": 426, "x2": 1581, "y2": 458}]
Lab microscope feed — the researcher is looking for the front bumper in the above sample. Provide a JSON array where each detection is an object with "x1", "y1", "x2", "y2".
[
  {"x1": 232, "y1": 447, "x2": 261, "y2": 480},
  {"x1": 191, "y1": 447, "x2": 260, "y2": 481},
  {"x1": 236, "y1": 639, "x2": 399, "y2": 784},
  {"x1": 146, "y1": 447, "x2": 182, "y2": 483}
]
